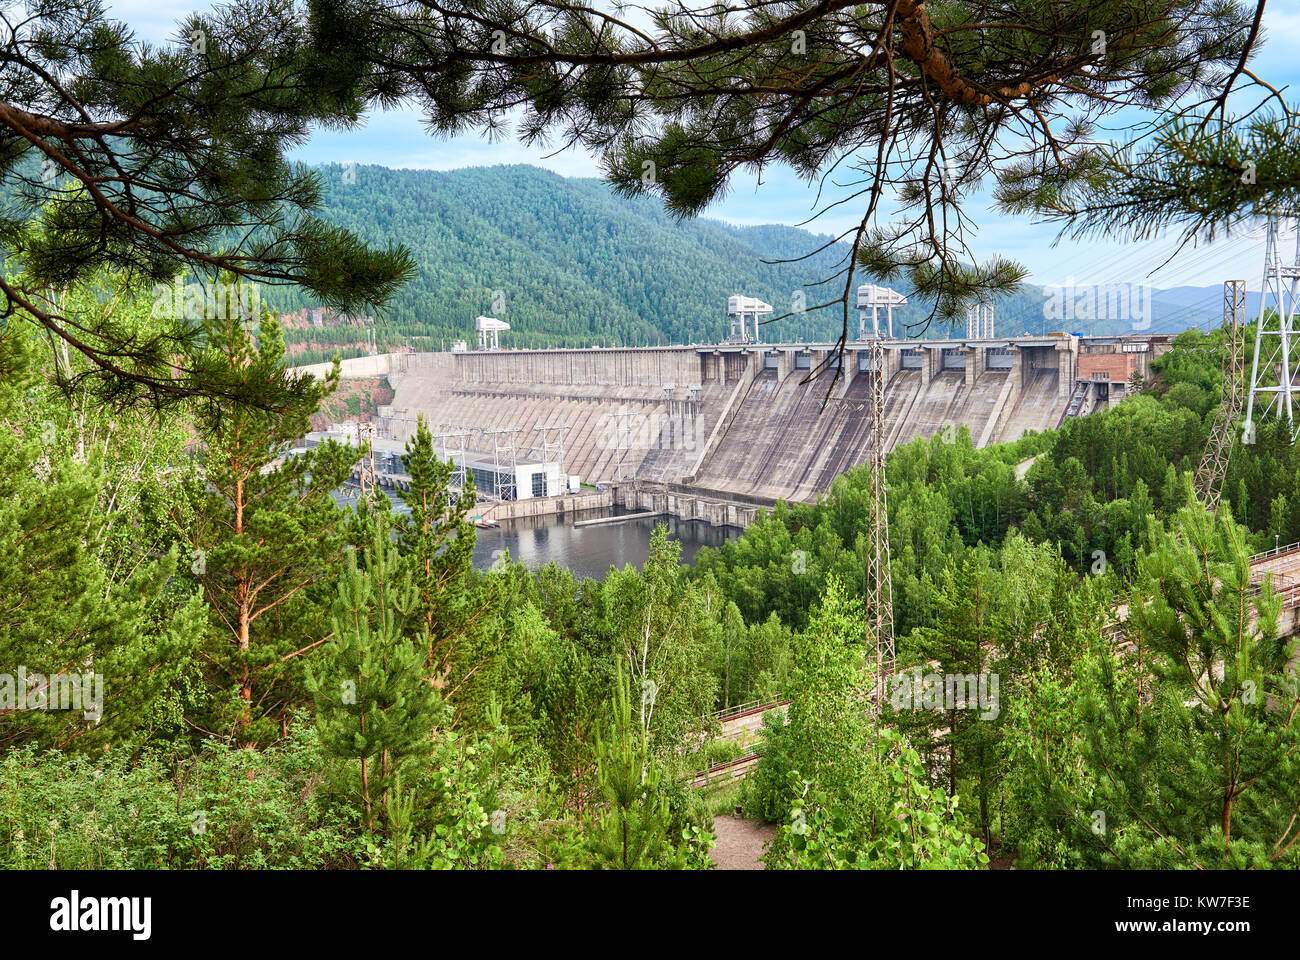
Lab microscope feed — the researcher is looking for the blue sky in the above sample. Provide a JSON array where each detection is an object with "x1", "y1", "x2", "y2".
[{"x1": 114, "y1": 1, "x2": 1300, "y2": 293}]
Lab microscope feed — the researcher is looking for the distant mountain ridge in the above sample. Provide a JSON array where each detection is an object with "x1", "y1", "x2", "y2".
[{"x1": 259, "y1": 163, "x2": 1225, "y2": 358}]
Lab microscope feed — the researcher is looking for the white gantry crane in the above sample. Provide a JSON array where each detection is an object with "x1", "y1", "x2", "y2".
[
  {"x1": 727, "y1": 295, "x2": 772, "y2": 344},
  {"x1": 857, "y1": 284, "x2": 907, "y2": 339},
  {"x1": 476, "y1": 315, "x2": 510, "y2": 351}
]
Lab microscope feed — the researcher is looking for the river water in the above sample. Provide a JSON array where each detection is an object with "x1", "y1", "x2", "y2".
[
  {"x1": 471, "y1": 509, "x2": 741, "y2": 580},
  {"x1": 336, "y1": 486, "x2": 741, "y2": 579}
]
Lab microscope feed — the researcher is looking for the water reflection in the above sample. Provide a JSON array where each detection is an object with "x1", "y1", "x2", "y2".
[
  {"x1": 334, "y1": 485, "x2": 740, "y2": 579},
  {"x1": 472, "y1": 508, "x2": 740, "y2": 579}
]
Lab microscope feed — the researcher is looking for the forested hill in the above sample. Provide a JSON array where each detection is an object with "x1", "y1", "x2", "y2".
[
  {"x1": 263, "y1": 163, "x2": 1220, "y2": 357},
  {"x1": 268, "y1": 163, "x2": 862, "y2": 348}
]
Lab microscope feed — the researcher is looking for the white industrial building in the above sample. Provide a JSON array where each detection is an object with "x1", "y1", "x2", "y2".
[
  {"x1": 306, "y1": 424, "x2": 570, "y2": 501},
  {"x1": 457, "y1": 453, "x2": 566, "y2": 501}
]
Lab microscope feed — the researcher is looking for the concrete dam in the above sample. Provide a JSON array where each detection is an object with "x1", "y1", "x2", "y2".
[{"x1": 299, "y1": 334, "x2": 1169, "y2": 523}]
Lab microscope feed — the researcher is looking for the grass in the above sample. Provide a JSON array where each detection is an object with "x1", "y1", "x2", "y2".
[{"x1": 700, "y1": 781, "x2": 746, "y2": 818}]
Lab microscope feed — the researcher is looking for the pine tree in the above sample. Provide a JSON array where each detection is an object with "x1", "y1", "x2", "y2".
[
  {"x1": 394, "y1": 413, "x2": 478, "y2": 681},
  {"x1": 1053, "y1": 493, "x2": 1300, "y2": 867},
  {"x1": 189, "y1": 303, "x2": 357, "y2": 742},
  {"x1": 584, "y1": 668, "x2": 682, "y2": 870},
  {"x1": 1019, "y1": 109, "x2": 1300, "y2": 254},
  {"x1": 307, "y1": 524, "x2": 445, "y2": 831},
  {"x1": 1, "y1": 5, "x2": 414, "y2": 406},
  {"x1": 0, "y1": 307, "x2": 207, "y2": 752},
  {"x1": 898, "y1": 549, "x2": 1003, "y2": 842}
]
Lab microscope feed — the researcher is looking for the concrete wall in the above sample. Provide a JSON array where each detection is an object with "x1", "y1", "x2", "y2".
[
  {"x1": 480, "y1": 489, "x2": 613, "y2": 522},
  {"x1": 616, "y1": 483, "x2": 760, "y2": 527},
  {"x1": 290, "y1": 353, "x2": 397, "y2": 380},
  {"x1": 456, "y1": 347, "x2": 702, "y2": 388}
]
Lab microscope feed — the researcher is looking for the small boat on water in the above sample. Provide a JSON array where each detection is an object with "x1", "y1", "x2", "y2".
[{"x1": 471, "y1": 515, "x2": 500, "y2": 529}]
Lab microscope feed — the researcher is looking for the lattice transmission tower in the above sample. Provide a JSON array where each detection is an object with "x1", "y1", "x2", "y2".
[
  {"x1": 1245, "y1": 218, "x2": 1300, "y2": 444},
  {"x1": 484, "y1": 426, "x2": 523, "y2": 500},
  {"x1": 864, "y1": 332, "x2": 895, "y2": 699},
  {"x1": 357, "y1": 421, "x2": 379, "y2": 501},
  {"x1": 433, "y1": 427, "x2": 472, "y2": 491},
  {"x1": 1194, "y1": 281, "x2": 1246, "y2": 512}
]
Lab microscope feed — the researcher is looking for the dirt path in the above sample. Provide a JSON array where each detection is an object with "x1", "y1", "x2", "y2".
[
  {"x1": 987, "y1": 838, "x2": 1015, "y2": 870},
  {"x1": 1013, "y1": 454, "x2": 1042, "y2": 480},
  {"x1": 709, "y1": 815, "x2": 777, "y2": 870}
]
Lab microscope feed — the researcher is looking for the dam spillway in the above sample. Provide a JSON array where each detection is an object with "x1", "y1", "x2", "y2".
[{"x1": 297, "y1": 335, "x2": 1169, "y2": 516}]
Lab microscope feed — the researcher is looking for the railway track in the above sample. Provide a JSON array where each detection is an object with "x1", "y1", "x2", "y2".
[
  {"x1": 708, "y1": 699, "x2": 791, "y2": 724},
  {"x1": 688, "y1": 699, "x2": 791, "y2": 788},
  {"x1": 688, "y1": 752, "x2": 764, "y2": 789}
]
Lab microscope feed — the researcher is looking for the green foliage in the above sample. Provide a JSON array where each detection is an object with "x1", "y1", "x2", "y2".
[
  {"x1": 393, "y1": 413, "x2": 497, "y2": 727},
  {"x1": 602, "y1": 527, "x2": 718, "y2": 756},
  {"x1": 0, "y1": 728, "x2": 365, "y2": 869},
  {"x1": 395, "y1": 413, "x2": 477, "y2": 663},
  {"x1": 1022, "y1": 495, "x2": 1300, "y2": 868},
  {"x1": 0, "y1": 288, "x2": 208, "y2": 752},
  {"x1": 367, "y1": 725, "x2": 515, "y2": 870},
  {"x1": 739, "y1": 708, "x2": 793, "y2": 822},
  {"x1": 188, "y1": 305, "x2": 357, "y2": 742},
  {"x1": 773, "y1": 730, "x2": 988, "y2": 870},
  {"x1": 758, "y1": 576, "x2": 877, "y2": 861},
  {"x1": 509, "y1": 598, "x2": 608, "y2": 810},
  {"x1": 1003, "y1": 662, "x2": 1094, "y2": 869},
  {"x1": 897, "y1": 549, "x2": 1003, "y2": 837},
  {"x1": 307, "y1": 524, "x2": 445, "y2": 830},
  {"x1": 695, "y1": 586, "x2": 793, "y2": 751},
  {"x1": 583, "y1": 669, "x2": 694, "y2": 870}
]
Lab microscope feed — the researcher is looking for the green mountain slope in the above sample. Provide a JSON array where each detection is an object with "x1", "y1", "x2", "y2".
[
  {"x1": 260, "y1": 163, "x2": 1222, "y2": 361},
  {"x1": 270, "y1": 163, "x2": 868, "y2": 352}
]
